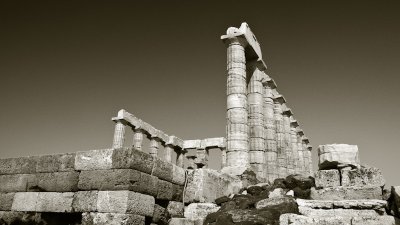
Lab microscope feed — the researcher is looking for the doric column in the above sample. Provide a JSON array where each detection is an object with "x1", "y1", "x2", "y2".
[
  {"x1": 307, "y1": 144, "x2": 313, "y2": 175},
  {"x1": 248, "y1": 66, "x2": 265, "y2": 180},
  {"x1": 222, "y1": 36, "x2": 249, "y2": 175},
  {"x1": 133, "y1": 129, "x2": 144, "y2": 150},
  {"x1": 296, "y1": 128, "x2": 305, "y2": 175},
  {"x1": 273, "y1": 93, "x2": 287, "y2": 178},
  {"x1": 186, "y1": 155, "x2": 197, "y2": 169},
  {"x1": 282, "y1": 106, "x2": 293, "y2": 175},
  {"x1": 195, "y1": 148, "x2": 208, "y2": 168},
  {"x1": 290, "y1": 117, "x2": 299, "y2": 174},
  {"x1": 221, "y1": 148, "x2": 227, "y2": 168},
  {"x1": 176, "y1": 149, "x2": 186, "y2": 168},
  {"x1": 164, "y1": 145, "x2": 174, "y2": 163},
  {"x1": 112, "y1": 120, "x2": 126, "y2": 149},
  {"x1": 302, "y1": 137, "x2": 310, "y2": 176},
  {"x1": 149, "y1": 138, "x2": 159, "y2": 158},
  {"x1": 263, "y1": 76, "x2": 277, "y2": 183}
]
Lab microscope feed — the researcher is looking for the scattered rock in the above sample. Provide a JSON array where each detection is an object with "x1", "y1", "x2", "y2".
[
  {"x1": 341, "y1": 165, "x2": 385, "y2": 187},
  {"x1": 286, "y1": 190, "x2": 294, "y2": 196},
  {"x1": 268, "y1": 188, "x2": 285, "y2": 198}
]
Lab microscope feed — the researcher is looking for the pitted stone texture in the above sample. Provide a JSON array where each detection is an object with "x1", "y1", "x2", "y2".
[
  {"x1": 184, "y1": 203, "x2": 220, "y2": 221},
  {"x1": 318, "y1": 144, "x2": 360, "y2": 170},
  {"x1": 310, "y1": 186, "x2": 382, "y2": 201},
  {"x1": 36, "y1": 153, "x2": 75, "y2": 172},
  {"x1": 296, "y1": 199, "x2": 387, "y2": 210},
  {"x1": 157, "y1": 179, "x2": 174, "y2": 200},
  {"x1": 0, "y1": 193, "x2": 15, "y2": 210},
  {"x1": 351, "y1": 215, "x2": 398, "y2": 225},
  {"x1": 75, "y1": 149, "x2": 114, "y2": 170},
  {"x1": 298, "y1": 207, "x2": 382, "y2": 218},
  {"x1": 167, "y1": 201, "x2": 184, "y2": 218},
  {"x1": 152, "y1": 204, "x2": 170, "y2": 224},
  {"x1": 96, "y1": 191, "x2": 154, "y2": 217},
  {"x1": 0, "y1": 156, "x2": 37, "y2": 175},
  {"x1": 111, "y1": 148, "x2": 155, "y2": 175},
  {"x1": 36, "y1": 171, "x2": 79, "y2": 192},
  {"x1": 341, "y1": 165, "x2": 385, "y2": 187},
  {"x1": 169, "y1": 218, "x2": 203, "y2": 225},
  {"x1": 269, "y1": 188, "x2": 286, "y2": 198},
  {"x1": 78, "y1": 169, "x2": 158, "y2": 197},
  {"x1": 12, "y1": 192, "x2": 74, "y2": 212},
  {"x1": 280, "y1": 213, "x2": 350, "y2": 225},
  {"x1": 314, "y1": 169, "x2": 340, "y2": 189},
  {"x1": 82, "y1": 212, "x2": 145, "y2": 225},
  {"x1": 72, "y1": 191, "x2": 98, "y2": 212},
  {"x1": 255, "y1": 196, "x2": 296, "y2": 210},
  {"x1": 0, "y1": 174, "x2": 37, "y2": 192},
  {"x1": 184, "y1": 169, "x2": 242, "y2": 203}
]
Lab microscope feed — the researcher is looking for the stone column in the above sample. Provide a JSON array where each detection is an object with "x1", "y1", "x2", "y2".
[
  {"x1": 223, "y1": 36, "x2": 249, "y2": 175},
  {"x1": 221, "y1": 148, "x2": 227, "y2": 168},
  {"x1": 186, "y1": 155, "x2": 197, "y2": 169},
  {"x1": 302, "y1": 138, "x2": 310, "y2": 176},
  {"x1": 263, "y1": 76, "x2": 277, "y2": 183},
  {"x1": 273, "y1": 93, "x2": 287, "y2": 178},
  {"x1": 290, "y1": 117, "x2": 299, "y2": 174},
  {"x1": 307, "y1": 144, "x2": 313, "y2": 175},
  {"x1": 133, "y1": 129, "x2": 144, "y2": 150},
  {"x1": 296, "y1": 128, "x2": 305, "y2": 175},
  {"x1": 195, "y1": 148, "x2": 208, "y2": 168},
  {"x1": 248, "y1": 66, "x2": 265, "y2": 180},
  {"x1": 149, "y1": 138, "x2": 159, "y2": 158},
  {"x1": 282, "y1": 105, "x2": 293, "y2": 175},
  {"x1": 112, "y1": 120, "x2": 126, "y2": 149},
  {"x1": 164, "y1": 145, "x2": 174, "y2": 163},
  {"x1": 176, "y1": 149, "x2": 186, "y2": 168}
]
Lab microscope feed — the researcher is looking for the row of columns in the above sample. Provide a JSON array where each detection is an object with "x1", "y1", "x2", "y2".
[
  {"x1": 223, "y1": 30, "x2": 313, "y2": 182},
  {"x1": 184, "y1": 147, "x2": 227, "y2": 170},
  {"x1": 112, "y1": 120, "x2": 187, "y2": 168}
]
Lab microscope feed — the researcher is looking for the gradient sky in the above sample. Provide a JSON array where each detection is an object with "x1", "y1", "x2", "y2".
[{"x1": 0, "y1": 1, "x2": 399, "y2": 186}]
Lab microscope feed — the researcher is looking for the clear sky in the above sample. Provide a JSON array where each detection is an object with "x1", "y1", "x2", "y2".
[{"x1": 0, "y1": 1, "x2": 399, "y2": 186}]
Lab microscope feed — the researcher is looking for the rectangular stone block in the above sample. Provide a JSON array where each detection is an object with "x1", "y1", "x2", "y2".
[
  {"x1": 0, "y1": 174, "x2": 37, "y2": 192},
  {"x1": 310, "y1": 186, "x2": 382, "y2": 201},
  {"x1": 36, "y1": 192, "x2": 74, "y2": 212},
  {"x1": 11, "y1": 192, "x2": 39, "y2": 211},
  {"x1": 72, "y1": 191, "x2": 98, "y2": 212},
  {"x1": 157, "y1": 179, "x2": 174, "y2": 200},
  {"x1": 153, "y1": 158, "x2": 173, "y2": 182},
  {"x1": 351, "y1": 215, "x2": 397, "y2": 225},
  {"x1": 341, "y1": 166, "x2": 385, "y2": 187},
  {"x1": 36, "y1": 153, "x2": 75, "y2": 172},
  {"x1": 185, "y1": 169, "x2": 242, "y2": 203},
  {"x1": 75, "y1": 149, "x2": 114, "y2": 171},
  {"x1": 111, "y1": 148, "x2": 155, "y2": 174},
  {"x1": 298, "y1": 207, "x2": 381, "y2": 218},
  {"x1": 82, "y1": 212, "x2": 145, "y2": 225},
  {"x1": 314, "y1": 169, "x2": 340, "y2": 189},
  {"x1": 0, "y1": 156, "x2": 37, "y2": 175},
  {"x1": 36, "y1": 171, "x2": 79, "y2": 192},
  {"x1": 78, "y1": 169, "x2": 158, "y2": 197},
  {"x1": 169, "y1": 218, "x2": 203, "y2": 225},
  {"x1": 167, "y1": 201, "x2": 184, "y2": 218},
  {"x1": 0, "y1": 193, "x2": 15, "y2": 210},
  {"x1": 96, "y1": 191, "x2": 155, "y2": 217},
  {"x1": 172, "y1": 164, "x2": 186, "y2": 186}
]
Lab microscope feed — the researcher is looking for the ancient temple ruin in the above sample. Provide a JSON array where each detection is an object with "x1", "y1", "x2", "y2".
[{"x1": 0, "y1": 22, "x2": 399, "y2": 225}]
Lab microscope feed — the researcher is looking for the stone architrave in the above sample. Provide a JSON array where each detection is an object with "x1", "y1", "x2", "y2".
[
  {"x1": 282, "y1": 105, "x2": 293, "y2": 175},
  {"x1": 273, "y1": 92, "x2": 287, "y2": 178},
  {"x1": 221, "y1": 30, "x2": 249, "y2": 176},
  {"x1": 262, "y1": 75, "x2": 277, "y2": 182},
  {"x1": 247, "y1": 66, "x2": 265, "y2": 180}
]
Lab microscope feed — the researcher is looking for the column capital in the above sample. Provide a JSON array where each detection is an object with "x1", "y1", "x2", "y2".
[
  {"x1": 282, "y1": 106, "x2": 293, "y2": 116},
  {"x1": 273, "y1": 93, "x2": 286, "y2": 104},
  {"x1": 306, "y1": 144, "x2": 312, "y2": 150},
  {"x1": 261, "y1": 74, "x2": 277, "y2": 89},
  {"x1": 296, "y1": 128, "x2": 304, "y2": 135},
  {"x1": 302, "y1": 136, "x2": 310, "y2": 144},
  {"x1": 290, "y1": 117, "x2": 299, "y2": 127}
]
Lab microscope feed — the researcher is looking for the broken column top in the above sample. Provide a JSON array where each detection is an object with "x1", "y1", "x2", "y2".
[
  {"x1": 318, "y1": 144, "x2": 360, "y2": 170},
  {"x1": 290, "y1": 117, "x2": 299, "y2": 127}
]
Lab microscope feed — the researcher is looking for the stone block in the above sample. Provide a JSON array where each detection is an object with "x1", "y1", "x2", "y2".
[
  {"x1": 36, "y1": 171, "x2": 79, "y2": 192},
  {"x1": 200, "y1": 137, "x2": 226, "y2": 149},
  {"x1": 72, "y1": 191, "x2": 98, "y2": 212},
  {"x1": 296, "y1": 199, "x2": 387, "y2": 210},
  {"x1": 11, "y1": 192, "x2": 39, "y2": 211},
  {"x1": 153, "y1": 158, "x2": 173, "y2": 182},
  {"x1": 0, "y1": 174, "x2": 37, "y2": 192},
  {"x1": 184, "y1": 169, "x2": 242, "y2": 203},
  {"x1": 111, "y1": 148, "x2": 155, "y2": 175},
  {"x1": 78, "y1": 169, "x2": 158, "y2": 197},
  {"x1": 0, "y1": 193, "x2": 15, "y2": 210},
  {"x1": 298, "y1": 207, "x2": 381, "y2": 218},
  {"x1": 75, "y1": 149, "x2": 114, "y2": 171},
  {"x1": 318, "y1": 144, "x2": 360, "y2": 170},
  {"x1": 173, "y1": 184, "x2": 184, "y2": 202},
  {"x1": 36, "y1": 153, "x2": 75, "y2": 172},
  {"x1": 82, "y1": 212, "x2": 145, "y2": 225},
  {"x1": 314, "y1": 169, "x2": 340, "y2": 188},
  {"x1": 279, "y1": 213, "x2": 351, "y2": 225},
  {"x1": 351, "y1": 215, "x2": 397, "y2": 225},
  {"x1": 152, "y1": 204, "x2": 170, "y2": 224},
  {"x1": 96, "y1": 191, "x2": 154, "y2": 217},
  {"x1": 169, "y1": 218, "x2": 203, "y2": 225},
  {"x1": 36, "y1": 192, "x2": 74, "y2": 212},
  {"x1": 0, "y1": 156, "x2": 37, "y2": 175},
  {"x1": 341, "y1": 165, "x2": 385, "y2": 187},
  {"x1": 157, "y1": 179, "x2": 174, "y2": 200},
  {"x1": 172, "y1": 164, "x2": 186, "y2": 185},
  {"x1": 167, "y1": 201, "x2": 184, "y2": 218},
  {"x1": 184, "y1": 203, "x2": 220, "y2": 221},
  {"x1": 183, "y1": 140, "x2": 201, "y2": 149},
  {"x1": 310, "y1": 186, "x2": 382, "y2": 200}
]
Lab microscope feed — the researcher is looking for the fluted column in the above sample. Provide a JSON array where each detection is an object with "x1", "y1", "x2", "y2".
[
  {"x1": 248, "y1": 66, "x2": 265, "y2": 180},
  {"x1": 133, "y1": 129, "x2": 144, "y2": 150},
  {"x1": 112, "y1": 120, "x2": 126, "y2": 149},
  {"x1": 149, "y1": 138, "x2": 159, "y2": 158},
  {"x1": 223, "y1": 36, "x2": 249, "y2": 175},
  {"x1": 307, "y1": 144, "x2": 313, "y2": 175},
  {"x1": 273, "y1": 93, "x2": 286, "y2": 178},
  {"x1": 290, "y1": 117, "x2": 299, "y2": 174},
  {"x1": 263, "y1": 77, "x2": 277, "y2": 182},
  {"x1": 164, "y1": 145, "x2": 173, "y2": 163},
  {"x1": 296, "y1": 128, "x2": 305, "y2": 175},
  {"x1": 302, "y1": 138, "x2": 310, "y2": 176},
  {"x1": 282, "y1": 106, "x2": 293, "y2": 175},
  {"x1": 176, "y1": 149, "x2": 186, "y2": 168}
]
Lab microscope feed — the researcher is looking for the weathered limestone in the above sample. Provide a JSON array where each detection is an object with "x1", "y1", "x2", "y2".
[
  {"x1": 96, "y1": 191, "x2": 155, "y2": 217},
  {"x1": 302, "y1": 137, "x2": 310, "y2": 176},
  {"x1": 310, "y1": 186, "x2": 382, "y2": 200},
  {"x1": 112, "y1": 119, "x2": 126, "y2": 149},
  {"x1": 296, "y1": 199, "x2": 387, "y2": 210},
  {"x1": 133, "y1": 129, "x2": 144, "y2": 150},
  {"x1": 314, "y1": 169, "x2": 341, "y2": 189},
  {"x1": 0, "y1": 156, "x2": 37, "y2": 175},
  {"x1": 221, "y1": 28, "x2": 249, "y2": 176},
  {"x1": 11, "y1": 192, "x2": 74, "y2": 212},
  {"x1": 263, "y1": 76, "x2": 278, "y2": 183},
  {"x1": 307, "y1": 144, "x2": 313, "y2": 175},
  {"x1": 75, "y1": 149, "x2": 114, "y2": 171},
  {"x1": 296, "y1": 128, "x2": 305, "y2": 175},
  {"x1": 280, "y1": 213, "x2": 397, "y2": 225},
  {"x1": 341, "y1": 165, "x2": 385, "y2": 187},
  {"x1": 72, "y1": 191, "x2": 99, "y2": 212},
  {"x1": 167, "y1": 201, "x2": 184, "y2": 218},
  {"x1": 82, "y1": 212, "x2": 145, "y2": 225},
  {"x1": 184, "y1": 203, "x2": 220, "y2": 221},
  {"x1": 36, "y1": 171, "x2": 79, "y2": 192},
  {"x1": 195, "y1": 148, "x2": 208, "y2": 168},
  {"x1": 0, "y1": 193, "x2": 15, "y2": 210},
  {"x1": 282, "y1": 106, "x2": 294, "y2": 175},
  {"x1": 149, "y1": 138, "x2": 159, "y2": 158},
  {"x1": 290, "y1": 117, "x2": 300, "y2": 174},
  {"x1": 0, "y1": 174, "x2": 37, "y2": 192},
  {"x1": 36, "y1": 153, "x2": 75, "y2": 173},
  {"x1": 273, "y1": 93, "x2": 287, "y2": 178},
  {"x1": 318, "y1": 144, "x2": 360, "y2": 170}
]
